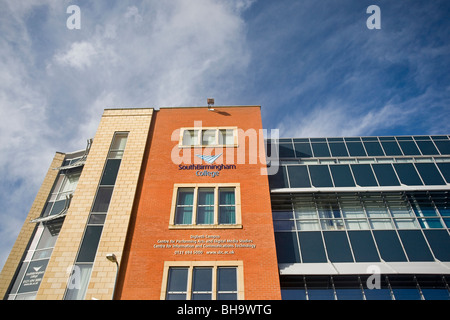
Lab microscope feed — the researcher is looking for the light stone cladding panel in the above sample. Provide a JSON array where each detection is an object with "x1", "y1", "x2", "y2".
[{"x1": 36, "y1": 108, "x2": 153, "y2": 300}]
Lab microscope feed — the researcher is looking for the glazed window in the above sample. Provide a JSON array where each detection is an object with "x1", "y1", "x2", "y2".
[
  {"x1": 179, "y1": 127, "x2": 237, "y2": 147},
  {"x1": 170, "y1": 184, "x2": 241, "y2": 229},
  {"x1": 161, "y1": 261, "x2": 244, "y2": 300}
]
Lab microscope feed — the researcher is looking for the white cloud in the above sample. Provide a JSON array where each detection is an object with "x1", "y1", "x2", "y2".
[{"x1": 54, "y1": 41, "x2": 97, "y2": 69}]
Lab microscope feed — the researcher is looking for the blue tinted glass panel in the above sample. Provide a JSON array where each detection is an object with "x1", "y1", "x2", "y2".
[
  {"x1": 279, "y1": 143, "x2": 295, "y2": 158},
  {"x1": 275, "y1": 232, "x2": 300, "y2": 263},
  {"x1": 281, "y1": 289, "x2": 307, "y2": 300},
  {"x1": 398, "y1": 141, "x2": 421, "y2": 155},
  {"x1": 167, "y1": 268, "x2": 188, "y2": 292},
  {"x1": 416, "y1": 140, "x2": 439, "y2": 155},
  {"x1": 364, "y1": 142, "x2": 385, "y2": 156},
  {"x1": 393, "y1": 163, "x2": 423, "y2": 186},
  {"x1": 311, "y1": 143, "x2": 330, "y2": 157},
  {"x1": 392, "y1": 289, "x2": 422, "y2": 300},
  {"x1": 294, "y1": 143, "x2": 313, "y2": 158},
  {"x1": 91, "y1": 187, "x2": 113, "y2": 212},
  {"x1": 287, "y1": 166, "x2": 311, "y2": 188},
  {"x1": 351, "y1": 165, "x2": 378, "y2": 186},
  {"x1": 298, "y1": 232, "x2": 327, "y2": 263},
  {"x1": 269, "y1": 166, "x2": 289, "y2": 189},
  {"x1": 423, "y1": 230, "x2": 450, "y2": 261},
  {"x1": 398, "y1": 230, "x2": 434, "y2": 261},
  {"x1": 364, "y1": 289, "x2": 392, "y2": 300},
  {"x1": 348, "y1": 231, "x2": 380, "y2": 262},
  {"x1": 329, "y1": 142, "x2": 349, "y2": 157},
  {"x1": 335, "y1": 289, "x2": 364, "y2": 300},
  {"x1": 346, "y1": 142, "x2": 367, "y2": 156},
  {"x1": 323, "y1": 232, "x2": 353, "y2": 262},
  {"x1": 309, "y1": 165, "x2": 333, "y2": 187},
  {"x1": 307, "y1": 289, "x2": 335, "y2": 300},
  {"x1": 373, "y1": 230, "x2": 407, "y2": 262},
  {"x1": 434, "y1": 140, "x2": 450, "y2": 155},
  {"x1": 330, "y1": 165, "x2": 355, "y2": 187},
  {"x1": 372, "y1": 164, "x2": 400, "y2": 186},
  {"x1": 415, "y1": 163, "x2": 446, "y2": 185},
  {"x1": 422, "y1": 289, "x2": 450, "y2": 300},
  {"x1": 437, "y1": 163, "x2": 450, "y2": 183},
  {"x1": 381, "y1": 141, "x2": 403, "y2": 156}
]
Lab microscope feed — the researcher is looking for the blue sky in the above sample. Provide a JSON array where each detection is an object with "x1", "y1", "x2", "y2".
[{"x1": 0, "y1": 0, "x2": 449, "y2": 270}]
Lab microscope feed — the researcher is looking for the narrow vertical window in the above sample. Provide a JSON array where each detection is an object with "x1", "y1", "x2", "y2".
[
  {"x1": 197, "y1": 188, "x2": 214, "y2": 225},
  {"x1": 217, "y1": 267, "x2": 238, "y2": 300},
  {"x1": 175, "y1": 188, "x2": 194, "y2": 225},
  {"x1": 166, "y1": 268, "x2": 189, "y2": 300},
  {"x1": 219, "y1": 188, "x2": 236, "y2": 224},
  {"x1": 192, "y1": 267, "x2": 213, "y2": 300}
]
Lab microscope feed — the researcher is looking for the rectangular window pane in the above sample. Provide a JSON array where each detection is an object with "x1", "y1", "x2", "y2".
[
  {"x1": 268, "y1": 166, "x2": 289, "y2": 189},
  {"x1": 219, "y1": 206, "x2": 235, "y2": 224},
  {"x1": 76, "y1": 226, "x2": 103, "y2": 263},
  {"x1": 202, "y1": 129, "x2": 217, "y2": 145},
  {"x1": 330, "y1": 165, "x2": 355, "y2": 187},
  {"x1": 279, "y1": 143, "x2": 296, "y2": 158},
  {"x1": 287, "y1": 165, "x2": 311, "y2": 188},
  {"x1": 329, "y1": 142, "x2": 349, "y2": 157},
  {"x1": 309, "y1": 165, "x2": 333, "y2": 187},
  {"x1": 167, "y1": 267, "x2": 188, "y2": 300},
  {"x1": 434, "y1": 140, "x2": 450, "y2": 155},
  {"x1": 416, "y1": 140, "x2": 439, "y2": 155},
  {"x1": 351, "y1": 164, "x2": 378, "y2": 186},
  {"x1": 415, "y1": 163, "x2": 446, "y2": 185},
  {"x1": 372, "y1": 164, "x2": 400, "y2": 186},
  {"x1": 398, "y1": 230, "x2": 434, "y2": 261},
  {"x1": 110, "y1": 133, "x2": 128, "y2": 151},
  {"x1": 275, "y1": 232, "x2": 300, "y2": 263},
  {"x1": 370, "y1": 219, "x2": 394, "y2": 229},
  {"x1": 182, "y1": 130, "x2": 199, "y2": 146},
  {"x1": 437, "y1": 163, "x2": 450, "y2": 183},
  {"x1": 217, "y1": 267, "x2": 237, "y2": 293},
  {"x1": 364, "y1": 141, "x2": 385, "y2": 156},
  {"x1": 323, "y1": 231, "x2": 353, "y2": 262},
  {"x1": 197, "y1": 188, "x2": 214, "y2": 225},
  {"x1": 348, "y1": 231, "x2": 380, "y2": 262},
  {"x1": 64, "y1": 264, "x2": 93, "y2": 300},
  {"x1": 398, "y1": 141, "x2": 421, "y2": 155},
  {"x1": 311, "y1": 143, "x2": 330, "y2": 157},
  {"x1": 345, "y1": 219, "x2": 369, "y2": 230},
  {"x1": 192, "y1": 267, "x2": 212, "y2": 299},
  {"x1": 373, "y1": 230, "x2": 407, "y2": 262},
  {"x1": 219, "y1": 129, "x2": 234, "y2": 145},
  {"x1": 91, "y1": 187, "x2": 113, "y2": 213},
  {"x1": 423, "y1": 230, "x2": 450, "y2": 261},
  {"x1": 100, "y1": 159, "x2": 121, "y2": 186},
  {"x1": 175, "y1": 207, "x2": 193, "y2": 225},
  {"x1": 294, "y1": 143, "x2": 313, "y2": 158},
  {"x1": 346, "y1": 142, "x2": 367, "y2": 156},
  {"x1": 393, "y1": 163, "x2": 423, "y2": 186},
  {"x1": 298, "y1": 232, "x2": 327, "y2": 263},
  {"x1": 381, "y1": 141, "x2": 403, "y2": 156}
]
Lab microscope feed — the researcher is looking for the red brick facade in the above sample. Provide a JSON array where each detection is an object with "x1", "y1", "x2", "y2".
[{"x1": 116, "y1": 106, "x2": 281, "y2": 300}]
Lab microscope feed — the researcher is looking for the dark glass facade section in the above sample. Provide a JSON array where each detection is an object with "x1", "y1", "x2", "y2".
[
  {"x1": 308, "y1": 166, "x2": 333, "y2": 188},
  {"x1": 416, "y1": 140, "x2": 439, "y2": 155},
  {"x1": 364, "y1": 141, "x2": 384, "y2": 156},
  {"x1": 274, "y1": 233, "x2": 300, "y2": 263},
  {"x1": 373, "y1": 231, "x2": 408, "y2": 261},
  {"x1": 398, "y1": 230, "x2": 434, "y2": 261},
  {"x1": 100, "y1": 159, "x2": 121, "y2": 186},
  {"x1": 286, "y1": 166, "x2": 310, "y2": 188},
  {"x1": 329, "y1": 142, "x2": 349, "y2": 157},
  {"x1": 268, "y1": 166, "x2": 289, "y2": 189},
  {"x1": 394, "y1": 163, "x2": 423, "y2": 186},
  {"x1": 346, "y1": 142, "x2": 366, "y2": 156},
  {"x1": 294, "y1": 143, "x2": 313, "y2": 158},
  {"x1": 372, "y1": 164, "x2": 400, "y2": 186},
  {"x1": 351, "y1": 164, "x2": 378, "y2": 186},
  {"x1": 415, "y1": 163, "x2": 446, "y2": 185},
  {"x1": 423, "y1": 230, "x2": 450, "y2": 261},
  {"x1": 76, "y1": 226, "x2": 103, "y2": 263},
  {"x1": 91, "y1": 187, "x2": 114, "y2": 212},
  {"x1": 323, "y1": 231, "x2": 353, "y2": 262},
  {"x1": 311, "y1": 143, "x2": 330, "y2": 157},
  {"x1": 330, "y1": 165, "x2": 355, "y2": 187},
  {"x1": 348, "y1": 231, "x2": 380, "y2": 262},
  {"x1": 437, "y1": 163, "x2": 450, "y2": 183},
  {"x1": 298, "y1": 232, "x2": 327, "y2": 263}
]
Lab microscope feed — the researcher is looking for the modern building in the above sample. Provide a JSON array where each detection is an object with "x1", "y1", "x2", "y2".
[{"x1": 0, "y1": 106, "x2": 449, "y2": 300}]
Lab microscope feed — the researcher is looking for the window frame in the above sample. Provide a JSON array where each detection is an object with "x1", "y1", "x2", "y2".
[
  {"x1": 161, "y1": 261, "x2": 244, "y2": 300},
  {"x1": 179, "y1": 127, "x2": 238, "y2": 148},
  {"x1": 169, "y1": 183, "x2": 242, "y2": 229}
]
